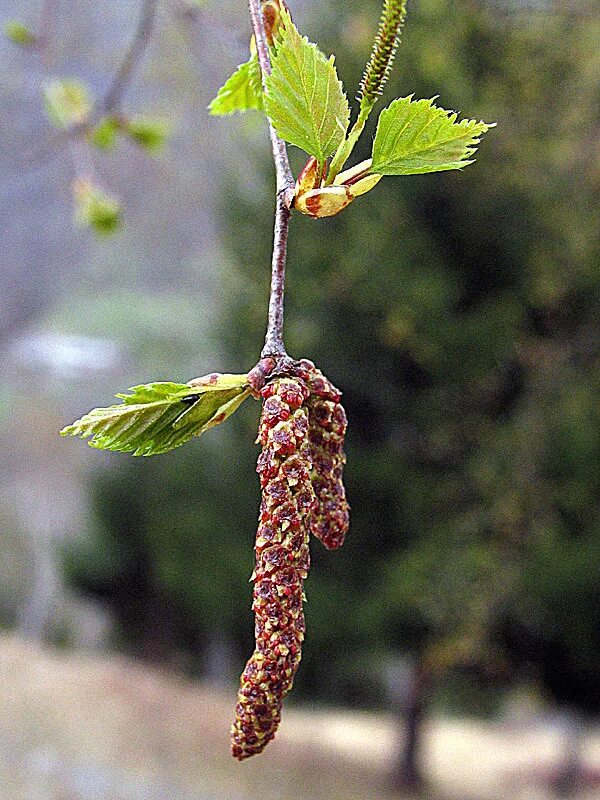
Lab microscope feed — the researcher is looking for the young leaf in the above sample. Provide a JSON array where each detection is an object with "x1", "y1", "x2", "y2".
[
  {"x1": 4, "y1": 20, "x2": 37, "y2": 47},
  {"x1": 265, "y1": 10, "x2": 349, "y2": 162},
  {"x1": 209, "y1": 54, "x2": 264, "y2": 116},
  {"x1": 89, "y1": 116, "x2": 120, "y2": 150},
  {"x1": 371, "y1": 96, "x2": 494, "y2": 175},
  {"x1": 123, "y1": 115, "x2": 171, "y2": 152},
  {"x1": 61, "y1": 377, "x2": 251, "y2": 456},
  {"x1": 73, "y1": 179, "x2": 122, "y2": 236},
  {"x1": 43, "y1": 79, "x2": 92, "y2": 130},
  {"x1": 173, "y1": 387, "x2": 249, "y2": 432},
  {"x1": 186, "y1": 372, "x2": 254, "y2": 390}
]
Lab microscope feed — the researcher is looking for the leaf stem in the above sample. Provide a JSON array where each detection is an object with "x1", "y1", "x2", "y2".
[
  {"x1": 247, "y1": 0, "x2": 295, "y2": 359},
  {"x1": 326, "y1": 107, "x2": 369, "y2": 184}
]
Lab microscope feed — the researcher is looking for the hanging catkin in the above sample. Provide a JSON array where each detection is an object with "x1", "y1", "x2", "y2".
[
  {"x1": 231, "y1": 377, "x2": 316, "y2": 760},
  {"x1": 296, "y1": 360, "x2": 350, "y2": 550}
]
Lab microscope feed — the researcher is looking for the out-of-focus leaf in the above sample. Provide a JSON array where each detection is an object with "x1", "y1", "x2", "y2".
[
  {"x1": 4, "y1": 20, "x2": 37, "y2": 46},
  {"x1": 89, "y1": 116, "x2": 120, "y2": 150},
  {"x1": 124, "y1": 115, "x2": 171, "y2": 152},
  {"x1": 73, "y1": 180, "x2": 122, "y2": 236},
  {"x1": 43, "y1": 78, "x2": 93, "y2": 130}
]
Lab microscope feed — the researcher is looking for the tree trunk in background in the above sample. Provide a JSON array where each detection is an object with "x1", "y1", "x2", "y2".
[
  {"x1": 550, "y1": 715, "x2": 583, "y2": 798},
  {"x1": 389, "y1": 658, "x2": 429, "y2": 792}
]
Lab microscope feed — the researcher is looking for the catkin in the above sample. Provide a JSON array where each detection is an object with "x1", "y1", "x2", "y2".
[
  {"x1": 358, "y1": 0, "x2": 407, "y2": 109},
  {"x1": 295, "y1": 360, "x2": 350, "y2": 550},
  {"x1": 231, "y1": 377, "x2": 316, "y2": 760}
]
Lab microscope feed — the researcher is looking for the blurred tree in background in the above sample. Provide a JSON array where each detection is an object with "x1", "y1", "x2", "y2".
[{"x1": 18, "y1": 0, "x2": 596, "y2": 784}]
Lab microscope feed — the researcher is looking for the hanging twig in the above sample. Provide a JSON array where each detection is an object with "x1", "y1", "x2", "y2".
[
  {"x1": 103, "y1": 0, "x2": 159, "y2": 114},
  {"x1": 37, "y1": 0, "x2": 58, "y2": 63}
]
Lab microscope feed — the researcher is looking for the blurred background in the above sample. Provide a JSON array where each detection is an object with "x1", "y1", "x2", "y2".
[{"x1": 1, "y1": 0, "x2": 600, "y2": 798}]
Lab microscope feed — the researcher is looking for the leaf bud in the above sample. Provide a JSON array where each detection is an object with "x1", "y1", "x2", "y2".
[
  {"x1": 262, "y1": 0, "x2": 289, "y2": 45},
  {"x1": 294, "y1": 157, "x2": 382, "y2": 219}
]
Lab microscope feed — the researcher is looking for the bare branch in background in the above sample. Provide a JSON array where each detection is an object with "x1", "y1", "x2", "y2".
[
  {"x1": 37, "y1": 0, "x2": 58, "y2": 63},
  {"x1": 103, "y1": 0, "x2": 159, "y2": 114}
]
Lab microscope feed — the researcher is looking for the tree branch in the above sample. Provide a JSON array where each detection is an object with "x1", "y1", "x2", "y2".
[
  {"x1": 103, "y1": 0, "x2": 158, "y2": 114},
  {"x1": 38, "y1": 0, "x2": 58, "y2": 64},
  {"x1": 247, "y1": 0, "x2": 295, "y2": 359}
]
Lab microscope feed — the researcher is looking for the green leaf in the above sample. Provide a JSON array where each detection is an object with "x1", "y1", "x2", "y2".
[
  {"x1": 124, "y1": 115, "x2": 171, "y2": 152},
  {"x1": 43, "y1": 79, "x2": 92, "y2": 130},
  {"x1": 89, "y1": 116, "x2": 120, "y2": 150},
  {"x1": 209, "y1": 54, "x2": 264, "y2": 115},
  {"x1": 172, "y1": 388, "x2": 247, "y2": 431},
  {"x1": 371, "y1": 96, "x2": 494, "y2": 175},
  {"x1": 265, "y1": 10, "x2": 349, "y2": 161},
  {"x1": 61, "y1": 377, "x2": 251, "y2": 456},
  {"x1": 4, "y1": 20, "x2": 37, "y2": 46},
  {"x1": 73, "y1": 180, "x2": 122, "y2": 236}
]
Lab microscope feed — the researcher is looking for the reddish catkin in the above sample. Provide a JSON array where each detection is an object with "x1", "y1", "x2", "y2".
[
  {"x1": 231, "y1": 377, "x2": 316, "y2": 760},
  {"x1": 295, "y1": 360, "x2": 350, "y2": 550}
]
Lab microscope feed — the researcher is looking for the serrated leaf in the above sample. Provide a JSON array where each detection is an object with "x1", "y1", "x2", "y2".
[
  {"x1": 264, "y1": 10, "x2": 349, "y2": 161},
  {"x1": 173, "y1": 387, "x2": 242, "y2": 430},
  {"x1": 114, "y1": 382, "x2": 195, "y2": 404},
  {"x1": 43, "y1": 79, "x2": 92, "y2": 130},
  {"x1": 61, "y1": 377, "x2": 250, "y2": 456},
  {"x1": 371, "y1": 96, "x2": 494, "y2": 175},
  {"x1": 209, "y1": 54, "x2": 264, "y2": 115}
]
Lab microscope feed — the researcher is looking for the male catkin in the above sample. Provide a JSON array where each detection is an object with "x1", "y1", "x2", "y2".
[
  {"x1": 296, "y1": 360, "x2": 350, "y2": 550},
  {"x1": 358, "y1": 0, "x2": 407, "y2": 110},
  {"x1": 231, "y1": 377, "x2": 316, "y2": 759}
]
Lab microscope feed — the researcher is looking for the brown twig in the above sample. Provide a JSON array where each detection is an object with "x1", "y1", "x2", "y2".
[
  {"x1": 262, "y1": 193, "x2": 292, "y2": 358},
  {"x1": 247, "y1": 0, "x2": 295, "y2": 359},
  {"x1": 103, "y1": 0, "x2": 158, "y2": 114}
]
